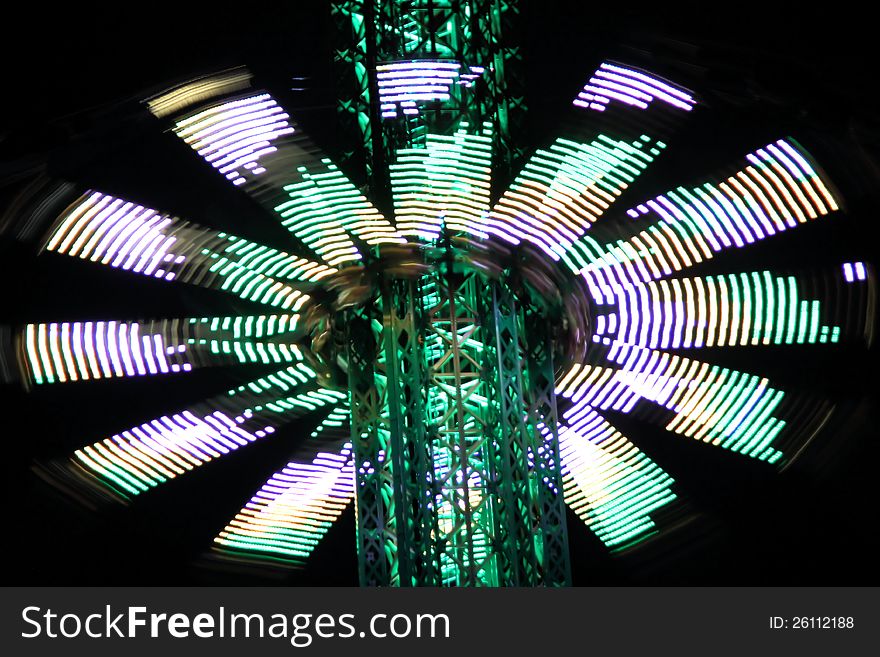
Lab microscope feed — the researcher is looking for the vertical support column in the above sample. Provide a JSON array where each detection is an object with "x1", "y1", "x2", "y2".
[
  {"x1": 480, "y1": 281, "x2": 542, "y2": 586},
  {"x1": 523, "y1": 306, "x2": 572, "y2": 586},
  {"x1": 334, "y1": 0, "x2": 563, "y2": 588},
  {"x1": 380, "y1": 276, "x2": 441, "y2": 586},
  {"x1": 332, "y1": 0, "x2": 396, "y2": 202},
  {"x1": 424, "y1": 269, "x2": 498, "y2": 586},
  {"x1": 331, "y1": 0, "x2": 373, "y2": 186},
  {"x1": 474, "y1": 0, "x2": 526, "y2": 178},
  {"x1": 347, "y1": 307, "x2": 398, "y2": 586}
]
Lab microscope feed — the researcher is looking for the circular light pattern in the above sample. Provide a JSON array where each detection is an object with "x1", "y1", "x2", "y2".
[{"x1": 3, "y1": 57, "x2": 873, "y2": 575}]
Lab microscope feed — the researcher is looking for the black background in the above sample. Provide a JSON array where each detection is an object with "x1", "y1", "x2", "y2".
[{"x1": 1, "y1": 1, "x2": 878, "y2": 586}]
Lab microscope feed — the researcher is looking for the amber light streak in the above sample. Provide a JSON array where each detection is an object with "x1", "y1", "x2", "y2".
[{"x1": 214, "y1": 442, "x2": 355, "y2": 565}]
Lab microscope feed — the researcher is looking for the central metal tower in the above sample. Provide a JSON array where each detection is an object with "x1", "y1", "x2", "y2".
[{"x1": 332, "y1": 0, "x2": 571, "y2": 586}]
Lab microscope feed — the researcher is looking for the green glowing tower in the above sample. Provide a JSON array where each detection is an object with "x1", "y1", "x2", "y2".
[{"x1": 331, "y1": 0, "x2": 571, "y2": 587}]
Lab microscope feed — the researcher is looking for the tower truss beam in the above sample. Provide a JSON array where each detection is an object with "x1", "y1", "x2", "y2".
[{"x1": 346, "y1": 266, "x2": 571, "y2": 586}]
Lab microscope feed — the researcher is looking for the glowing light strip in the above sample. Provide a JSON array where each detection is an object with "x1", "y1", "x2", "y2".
[
  {"x1": 24, "y1": 321, "x2": 174, "y2": 383},
  {"x1": 843, "y1": 261, "x2": 868, "y2": 282},
  {"x1": 574, "y1": 139, "x2": 839, "y2": 283},
  {"x1": 559, "y1": 347, "x2": 786, "y2": 462},
  {"x1": 560, "y1": 411, "x2": 676, "y2": 549},
  {"x1": 174, "y1": 94, "x2": 294, "y2": 186},
  {"x1": 275, "y1": 160, "x2": 406, "y2": 263},
  {"x1": 214, "y1": 434, "x2": 354, "y2": 566},
  {"x1": 45, "y1": 192, "x2": 326, "y2": 309},
  {"x1": 590, "y1": 271, "x2": 842, "y2": 350},
  {"x1": 574, "y1": 61, "x2": 696, "y2": 113},
  {"x1": 20, "y1": 315, "x2": 308, "y2": 385},
  {"x1": 390, "y1": 121, "x2": 493, "y2": 240},
  {"x1": 70, "y1": 365, "x2": 347, "y2": 499},
  {"x1": 488, "y1": 134, "x2": 660, "y2": 259},
  {"x1": 171, "y1": 93, "x2": 404, "y2": 266},
  {"x1": 147, "y1": 68, "x2": 252, "y2": 119},
  {"x1": 219, "y1": 233, "x2": 335, "y2": 281},
  {"x1": 377, "y1": 60, "x2": 483, "y2": 118}
]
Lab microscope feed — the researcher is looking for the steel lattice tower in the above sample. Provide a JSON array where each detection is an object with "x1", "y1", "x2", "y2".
[{"x1": 332, "y1": 0, "x2": 571, "y2": 587}]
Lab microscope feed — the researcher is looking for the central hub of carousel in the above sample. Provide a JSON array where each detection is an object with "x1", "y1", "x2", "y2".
[{"x1": 298, "y1": 234, "x2": 592, "y2": 587}]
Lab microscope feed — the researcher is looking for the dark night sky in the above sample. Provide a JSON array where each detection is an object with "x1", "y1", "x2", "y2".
[{"x1": 1, "y1": 2, "x2": 879, "y2": 586}]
